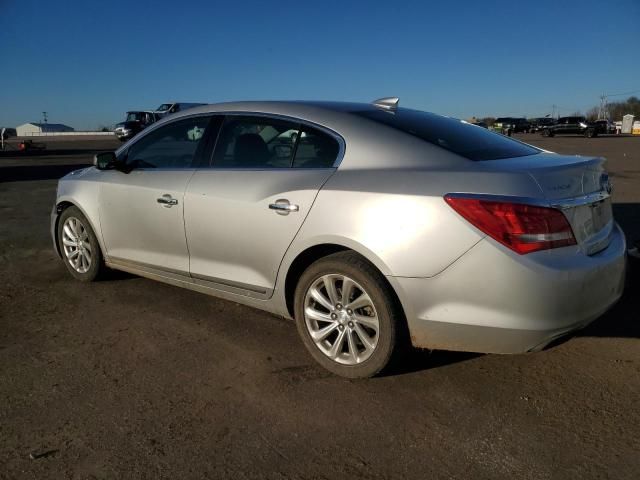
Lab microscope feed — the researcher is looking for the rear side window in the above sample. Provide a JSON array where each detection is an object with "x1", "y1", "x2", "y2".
[
  {"x1": 292, "y1": 126, "x2": 340, "y2": 168},
  {"x1": 353, "y1": 108, "x2": 540, "y2": 161},
  {"x1": 212, "y1": 116, "x2": 300, "y2": 168}
]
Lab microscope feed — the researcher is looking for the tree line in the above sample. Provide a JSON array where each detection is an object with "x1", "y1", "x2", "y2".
[{"x1": 586, "y1": 96, "x2": 640, "y2": 121}]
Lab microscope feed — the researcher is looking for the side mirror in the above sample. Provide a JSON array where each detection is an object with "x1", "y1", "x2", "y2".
[{"x1": 94, "y1": 152, "x2": 117, "y2": 170}]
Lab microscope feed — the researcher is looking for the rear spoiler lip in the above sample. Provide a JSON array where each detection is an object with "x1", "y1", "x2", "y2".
[
  {"x1": 443, "y1": 190, "x2": 610, "y2": 210},
  {"x1": 477, "y1": 153, "x2": 606, "y2": 170}
]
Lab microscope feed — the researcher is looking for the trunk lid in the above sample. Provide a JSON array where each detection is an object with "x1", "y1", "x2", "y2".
[{"x1": 484, "y1": 153, "x2": 614, "y2": 255}]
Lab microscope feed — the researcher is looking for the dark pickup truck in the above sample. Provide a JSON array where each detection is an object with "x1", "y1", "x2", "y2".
[
  {"x1": 541, "y1": 116, "x2": 599, "y2": 138},
  {"x1": 114, "y1": 111, "x2": 159, "y2": 142}
]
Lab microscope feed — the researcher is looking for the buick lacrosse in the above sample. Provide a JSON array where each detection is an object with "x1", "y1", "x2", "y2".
[{"x1": 52, "y1": 98, "x2": 626, "y2": 377}]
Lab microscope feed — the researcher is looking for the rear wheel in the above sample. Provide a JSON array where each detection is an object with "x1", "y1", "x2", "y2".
[
  {"x1": 294, "y1": 251, "x2": 401, "y2": 378},
  {"x1": 585, "y1": 128, "x2": 597, "y2": 138},
  {"x1": 57, "y1": 206, "x2": 104, "y2": 281}
]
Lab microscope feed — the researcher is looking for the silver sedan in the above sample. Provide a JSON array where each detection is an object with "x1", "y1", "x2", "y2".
[{"x1": 51, "y1": 98, "x2": 626, "y2": 378}]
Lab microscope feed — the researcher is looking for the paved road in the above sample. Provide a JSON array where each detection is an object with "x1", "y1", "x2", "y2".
[{"x1": 1, "y1": 135, "x2": 639, "y2": 479}]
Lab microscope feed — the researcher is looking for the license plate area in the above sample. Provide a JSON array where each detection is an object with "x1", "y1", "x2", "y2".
[{"x1": 590, "y1": 198, "x2": 611, "y2": 233}]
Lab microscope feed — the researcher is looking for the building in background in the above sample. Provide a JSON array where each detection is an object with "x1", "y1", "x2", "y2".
[{"x1": 16, "y1": 122, "x2": 74, "y2": 136}]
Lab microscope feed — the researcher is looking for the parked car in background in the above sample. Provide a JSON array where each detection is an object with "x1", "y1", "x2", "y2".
[
  {"x1": 51, "y1": 99, "x2": 626, "y2": 378},
  {"x1": 592, "y1": 119, "x2": 616, "y2": 135},
  {"x1": 541, "y1": 116, "x2": 598, "y2": 137},
  {"x1": 114, "y1": 111, "x2": 159, "y2": 141},
  {"x1": 491, "y1": 117, "x2": 531, "y2": 135},
  {"x1": 1, "y1": 127, "x2": 17, "y2": 139},
  {"x1": 154, "y1": 102, "x2": 206, "y2": 118},
  {"x1": 529, "y1": 117, "x2": 555, "y2": 133},
  {"x1": 490, "y1": 118, "x2": 513, "y2": 135}
]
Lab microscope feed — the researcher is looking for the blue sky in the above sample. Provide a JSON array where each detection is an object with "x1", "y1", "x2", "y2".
[{"x1": 0, "y1": 0, "x2": 638, "y2": 130}]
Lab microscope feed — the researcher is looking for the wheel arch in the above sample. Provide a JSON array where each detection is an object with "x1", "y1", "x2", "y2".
[
  {"x1": 282, "y1": 242, "x2": 407, "y2": 332},
  {"x1": 53, "y1": 199, "x2": 105, "y2": 259}
]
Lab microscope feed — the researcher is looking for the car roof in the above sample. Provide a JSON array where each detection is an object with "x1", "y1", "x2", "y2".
[
  {"x1": 171, "y1": 100, "x2": 379, "y2": 118},
  {"x1": 118, "y1": 100, "x2": 474, "y2": 170},
  {"x1": 154, "y1": 100, "x2": 391, "y2": 136}
]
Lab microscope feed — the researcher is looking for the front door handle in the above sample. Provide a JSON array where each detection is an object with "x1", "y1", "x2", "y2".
[
  {"x1": 269, "y1": 199, "x2": 299, "y2": 215},
  {"x1": 157, "y1": 194, "x2": 178, "y2": 207}
]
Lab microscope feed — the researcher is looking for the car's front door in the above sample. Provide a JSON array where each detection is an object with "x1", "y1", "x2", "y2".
[
  {"x1": 99, "y1": 115, "x2": 212, "y2": 274},
  {"x1": 567, "y1": 117, "x2": 581, "y2": 134},
  {"x1": 184, "y1": 115, "x2": 341, "y2": 297}
]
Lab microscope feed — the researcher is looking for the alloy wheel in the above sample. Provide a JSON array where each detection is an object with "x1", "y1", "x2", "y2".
[
  {"x1": 61, "y1": 217, "x2": 92, "y2": 274},
  {"x1": 303, "y1": 274, "x2": 380, "y2": 365}
]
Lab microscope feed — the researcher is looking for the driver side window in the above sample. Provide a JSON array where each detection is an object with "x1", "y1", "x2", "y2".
[{"x1": 126, "y1": 116, "x2": 211, "y2": 169}]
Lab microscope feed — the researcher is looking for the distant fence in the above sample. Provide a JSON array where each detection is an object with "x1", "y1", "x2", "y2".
[{"x1": 19, "y1": 131, "x2": 115, "y2": 137}]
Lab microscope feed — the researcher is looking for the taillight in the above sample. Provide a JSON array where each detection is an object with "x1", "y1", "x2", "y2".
[{"x1": 444, "y1": 195, "x2": 576, "y2": 254}]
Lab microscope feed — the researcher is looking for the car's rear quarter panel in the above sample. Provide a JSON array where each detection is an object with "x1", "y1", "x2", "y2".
[{"x1": 290, "y1": 167, "x2": 545, "y2": 278}]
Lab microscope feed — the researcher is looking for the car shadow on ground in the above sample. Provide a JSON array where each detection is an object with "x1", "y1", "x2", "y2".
[
  {"x1": 613, "y1": 203, "x2": 640, "y2": 245},
  {"x1": 98, "y1": 269, "x2": 137, "y2": 282},
  {"x1": 384, "y1": 348, "x2": 482, "y2": 377}
]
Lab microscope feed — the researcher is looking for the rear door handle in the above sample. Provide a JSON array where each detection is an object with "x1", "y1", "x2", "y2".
[
  {"x1": 157, "y1": 194, "x2": 178, "y2": 207},
  {"x1": 269, "y1": 199, "x2": 299, "y2": 215}
]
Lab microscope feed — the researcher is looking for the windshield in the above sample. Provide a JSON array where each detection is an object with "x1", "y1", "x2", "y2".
[
  {"x1": 353, "y1": 108, "x2": 540, "y2": 161},
  {"x1": 126, "y1": 112, "x2": 144, "y2": 122},
  {"x1": 156, "y1": 104, "x2": 172, "y2": 112}
]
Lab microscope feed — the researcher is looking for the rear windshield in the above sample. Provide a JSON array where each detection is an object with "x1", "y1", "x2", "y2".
[{"x1": 353, "y1": 108, "x2": 540, "y2": 161}]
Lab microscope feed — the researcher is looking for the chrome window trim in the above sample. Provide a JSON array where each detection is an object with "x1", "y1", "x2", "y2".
[
  {"x1": 115, "y1": 111, "x2": 346, "y2": 170},
  {"x1": 205, "y1": 111, "x2": 346, "y2": 169}
]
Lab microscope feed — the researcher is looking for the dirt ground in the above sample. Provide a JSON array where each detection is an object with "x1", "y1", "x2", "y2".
[{"x1": 1, "y1": 134, "x2": 639, "y2": 479}]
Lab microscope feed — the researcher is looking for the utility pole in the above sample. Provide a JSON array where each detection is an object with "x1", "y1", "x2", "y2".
[
  {"x1": 551, "y1": 104, "x2": 557, "y2": 119},
  {"x1": 42, "y1": 111, "x2": 48, "y2": 124},
  {"x1": 596, "y1": 90, "x2": 640, "y2": 121},
  {"x1": 597, "y1": 94, "x2": 609, "y2": 120}
]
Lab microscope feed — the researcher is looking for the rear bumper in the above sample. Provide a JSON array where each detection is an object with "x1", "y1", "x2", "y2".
[{"x1": 394, "y1": 223, "x2": 627, "y2": 354}]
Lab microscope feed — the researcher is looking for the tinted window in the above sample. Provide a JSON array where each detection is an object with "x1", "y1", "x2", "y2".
[
  {"x1": 292, "y1": 126, "x2": 340, "y2": 168},
  {"x1": 212, "y1": 116, "x2": 300, "y2": 168},
  {"x1": 126, "y1": 116, "x2": 210, "y2": 169},
  {"x1": 354, "y1": 109, "x2": 539, "y2": 161}
]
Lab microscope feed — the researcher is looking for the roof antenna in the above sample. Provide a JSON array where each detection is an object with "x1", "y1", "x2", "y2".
[{"x1": 372, "y1": 97, "x2": 399, "y2": 112}]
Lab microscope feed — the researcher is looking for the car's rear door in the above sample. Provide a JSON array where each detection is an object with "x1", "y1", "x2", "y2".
[
  {"x1": 184, "y1": 114, "x2": 341, "y2": 298},
  {"x1": 99, "y1": 115, "x2": 213, "y2": 273}
]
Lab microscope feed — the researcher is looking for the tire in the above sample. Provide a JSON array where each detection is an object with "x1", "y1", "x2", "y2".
[
  {"x1": 57, "y1": 206, "x2": 104, "y2": 281},
  {"x1": 547, "y1": 130, "x2": 555, "y2": 137},
  {"x1": 293, "y1": 251, "x2": 401, "y2": 378},
  {"x1": 585, "y1": 128, "x2": 597, "y2": 138}
]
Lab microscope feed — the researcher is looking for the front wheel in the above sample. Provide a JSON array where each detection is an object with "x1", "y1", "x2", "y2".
[
  {"x1": 294, "y1": 251, "x2": 402, "y2": 378},
  {"x1": 57, "y1": 206, "x2": 104, "y2": 281},
  {"x1": 585, "y1": 128, "x2": 597, "y2": 138}
]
